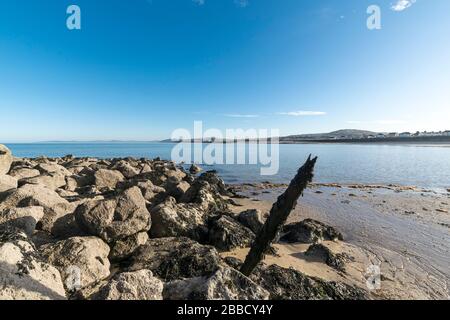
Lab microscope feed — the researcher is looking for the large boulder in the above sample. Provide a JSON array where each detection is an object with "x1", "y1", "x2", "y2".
[
  {"x1": 8, "y1": 167, "x2": 40, "y2": 180},
  {"x1": 75, "y1": 187, "x2": 151, "y2": 242},
  {"x1": 111, "y1": 160, "x2": 139, "y2": 179},
  {"x1": 128, "y1": 237, "x2": 222, "y2": 281},
  {"x1": 208, "y1": 215, "x2": 255, "y2": 252},
  {"x1": 0, "y1": 184, "x2": 74, "y2": 233},
  {"x1": 281, "y1": 219, "x2": 344, "y2": 244},
  {"x1": 305, "y1": 244, "x2": 352, "y2": 272},
  {"x1": 40, "y1": 236, "x2": 111, "y2": 290},
  {"x1": 0, "y1": 174, "x2": 17, "y2": 193},
  {"x1": 0, "y1": 227, "x2": 66, "y2": 300},
  {"x1": 36, "y1": 163, "x2": 71, "y2": 177},
  {"x1": 0, "y1": 206, "x2": 44, "y2": 236},
  {"x1": 94, "y1": 169, "x2": 125, "y2": 190},
  {"x1": 163, "y1": 266, "x2": 269, "y2": 300},
  {"x1": 90, "y1": 270, "x2": 163, "y2": 300},
  {"x1": 149, "y1": 197, "x2": 208, "y2": 241},
  {"x1": 0, "y1": 145, "x2": 13, "y2": 175},
  {"x1": 20, "y1": 172, "x2": 67, "y2": 190},
  {"x1": 255, "y1": 264, "x2": 368, "y2": 300},
  {"x1": 237, "y1": 209, "x2": 265, "y2": 234}
]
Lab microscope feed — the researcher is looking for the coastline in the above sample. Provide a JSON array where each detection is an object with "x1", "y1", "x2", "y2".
[{"x1": 1, "y1": 146, "x2": 449, "y2": 300}]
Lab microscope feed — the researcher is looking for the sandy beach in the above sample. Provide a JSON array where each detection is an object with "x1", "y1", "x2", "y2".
[{"x1": 226, "y1": 183, "x2": 450, "y2": 300}]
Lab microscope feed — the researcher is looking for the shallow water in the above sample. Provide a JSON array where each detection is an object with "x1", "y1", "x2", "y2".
[{"x1": 5, "y1": 142, "x2": 450, "y2": 190}]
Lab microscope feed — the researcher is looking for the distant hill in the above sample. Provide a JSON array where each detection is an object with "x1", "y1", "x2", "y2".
[{"x1": 281, "y1": 129, "x2": 379, "y2": 141}]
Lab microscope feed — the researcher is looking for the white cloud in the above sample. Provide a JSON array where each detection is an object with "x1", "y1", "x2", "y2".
[
  {"x1": 192, "y1": 0, "x2": 205, "y2": 5},
  {"x1": 278, "y1": 111, "x2": 327, "y2": 117},
  {"x1": 234, "y1": 0, "x2": 249, "y2": 8},
  {"x1": 391, "y1": 0, "x2": 416, "y2": 12},
  {"x1": 223, "y1": 114, "x2": 259, "y2": 118}
]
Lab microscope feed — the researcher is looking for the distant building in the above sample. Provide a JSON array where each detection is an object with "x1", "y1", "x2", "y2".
[
  {"x1": 388, "y1": 132, "x2": 398, "y2": 137},
  {"x1": 444, "y1": 130, "x2": 450, "y2": 136},
  {"x1": 376, "y1": 133, "x2": 386, "y2": 138},
  {"x1": 399, "y1": 132, "x2": 411, "y2": 137}
]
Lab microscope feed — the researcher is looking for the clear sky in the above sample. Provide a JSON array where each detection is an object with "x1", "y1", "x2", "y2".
[{"x1": 1, "y1": 0, "x2": 449, "y2": 141}]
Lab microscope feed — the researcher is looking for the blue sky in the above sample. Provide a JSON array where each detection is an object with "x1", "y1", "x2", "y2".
[{"x1": 0, "y1": 0, "x2": 449, "y2": 141}]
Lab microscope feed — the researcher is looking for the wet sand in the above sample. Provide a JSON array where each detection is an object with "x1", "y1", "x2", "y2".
[{"x1": 227, "y1": 183, "x2": 450, "y2": 300}]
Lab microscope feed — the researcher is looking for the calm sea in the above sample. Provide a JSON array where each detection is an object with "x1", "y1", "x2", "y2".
[{"x1": 5, "y1": 142, "x2": 450, "y2": 191}]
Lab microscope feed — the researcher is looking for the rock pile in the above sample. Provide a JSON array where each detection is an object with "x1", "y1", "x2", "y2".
[{"x1": 0, "y1": 144, "x2": 368, "y2": 300}]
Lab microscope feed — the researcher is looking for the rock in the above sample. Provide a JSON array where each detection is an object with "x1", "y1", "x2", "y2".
[
  {"x1": 189, "y1": 164, "x2": 202, "y2": 174},
  {"x1": 149, "y1": 197, "x2": 209, "y2": 241},
  {"x1": 164, "y1": 266, "x2": 269, "y2": 300},
  {"x1": 65, "y1": 175, "x2": 94, "y2": 192},
  {"x1": 36, "y1": 163, "x2": 71, "y2": 176},
  {"x1": 20, "y1": 172, "x2": 67, "y2": 190},
  {"x1": 0, "y1": 174, "x2": 17, "y2": 193},
  {"x1": 0, "y1": 226, "x2": 66, "y2": 300},
  {"x1": 281, "y1": 219, "x2": 344, "y2": 244},
  {"x1": 90, "y1": 270, "x2": 163, "y2": 300},
  {"x1": 8, "y1": 167, "x2": 40, "y2": 180},
  {"x1": 0, "y1": 145, "x2": 13, "y2": 175},
  {"x1": 40, "y1": 236, "x2": 111, "y2": 290},
  {"x1": 94, "y1": 169, "x2": 125, "y2": 190},
  {"x1": 305, "y1": 244, "x2": 352, "y2": 272},
  {"x1": 255, "y1": 264, "x2": 368, "y2": 300},
  {"x1": 75, "y1": 187, "x2": 151, "y2": 242},
  {"x1": 163, "y1": 178, "x2": 191, "y2": 200},
  {"x1": 237, "y1": 209, "x2": 265, "y2": 234},
  {"x1": 109, "y1": 232, "x2": 148, "y2": 261},
  {"x1": 0, "y1": 184, "x2": 74, "y2": 234},
  {"x1": 208, "y1": 215, "x2": 255, "y2": 252},
  {"x1": 111, "y1": 160, "x2": 139, "y2": 179},
  {"x1": 128, "y1": 237, "x2": 221, "y2": 281},
  {"x1": 0, "y1": 207, "x2": 44, "y2": 236}
]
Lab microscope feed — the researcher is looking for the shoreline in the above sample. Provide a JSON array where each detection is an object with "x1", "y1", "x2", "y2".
[{"x1": 1, "y1": 148, "x2": 449, "y2": 300}]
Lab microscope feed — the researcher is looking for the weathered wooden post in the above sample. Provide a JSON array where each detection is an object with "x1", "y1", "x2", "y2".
[{"x1": 240, "y1": 155, "x2": 318, "y2": 276}]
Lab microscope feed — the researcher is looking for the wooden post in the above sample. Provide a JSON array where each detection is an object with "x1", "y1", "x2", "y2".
[{"x1": 240, "y1": 155, "x2": 318, "y2": 276}]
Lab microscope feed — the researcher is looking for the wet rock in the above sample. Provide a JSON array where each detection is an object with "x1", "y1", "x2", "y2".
[
  {"x1": 189, "y1": 164, "x2": 202, "y2": 174},
  {"x1": 149, "y1": 197, "x2": 208, "y2": 241},
  {"x1": 90, "y1": 270, "x2": 163, "y2": 300},
  {"x1": 109, "y1": 232, "x2": 149, "y2": 261},
  {"x1": 281, "y1": 219, "x2": 344, "y2": 244},
  {"x1": 164, "y1": 266, "x2": 269, "y2": 300},
  {"x1": 94, "y1": 169, "x2": 125, "y2": 190},
  {"x1": 40, "y1": 236, "x2": 110, "y2": 290},
  {"x1": 0, "y1": 226, "x2": 66, "y2": 300},
  {"x1": 75, "y1": 187, "x2": 151, "y2": 242},
  {"x1": 208, "y1": 215, "x2": 255, "y2": 252},
  {"x1": 0, "y1": 174, "x2": 17, "y2": 193},
  {"x1": 128, "y1": 237, "x2": 221, "y2": 281},
  {"x1": 0, "y1": 145, "x2": 13, "y2": 175},
  {"x1": 237, "y1": 209, "x2": 265, "y2": 234},
  {"x1": 255, "y1": 264, "x2": 368, "y2": 300},
  {"x1": 0, "y1": 206, "x2": 44, "y2": 236},
  {"x1": 305, "y1": 244, "x2": 352, "y2": 272}
]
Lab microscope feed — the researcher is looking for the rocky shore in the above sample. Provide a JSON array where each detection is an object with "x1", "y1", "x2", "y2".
[{"x1": 0, "y1": 144, "x2": 374, "y2": 300}]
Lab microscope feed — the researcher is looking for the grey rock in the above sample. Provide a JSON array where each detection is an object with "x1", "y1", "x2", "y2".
[
  {"x1": 281, "y1": 219, "x2": 344, "y2": 244},
  {"x1": 0, "y1": 145, "x2": 13, "y2": 175},
  {"x1": 128, "y1": 237, "x2": 221, "y2": 281},
  {"x1": 0, "y1": 206, "x2": 44, "y2": 236},
  {"x1": 40, "y1": 236, "x2": 110, "y2": 290},
  {"x1": 189, "y1": 164, "x2": 202, "y2": 174},
  {"x1": 208, "y1": 215, "x2": 255, "y2": 252},
  {"x1": 94, "y1": 169, "x2": 125, "y2": 190},
  {"x1": 305, "y1": 244, "x2": 352, "y2": 272},
  {"x1": 91, "y1": 270, "x2": 163, "y2": 300},
  {"x1": 0, "y1": 226, "x2": 66, "y2": 300},
  {"x1": 0, "y1": 174, "x2": 17, "y2": 193},
  {"x1": 237, "y1": 209, "x2": 265, "y2": 234},
  {"x1": 163, "y1": 266, "x2": 269, "y2": 300}
]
